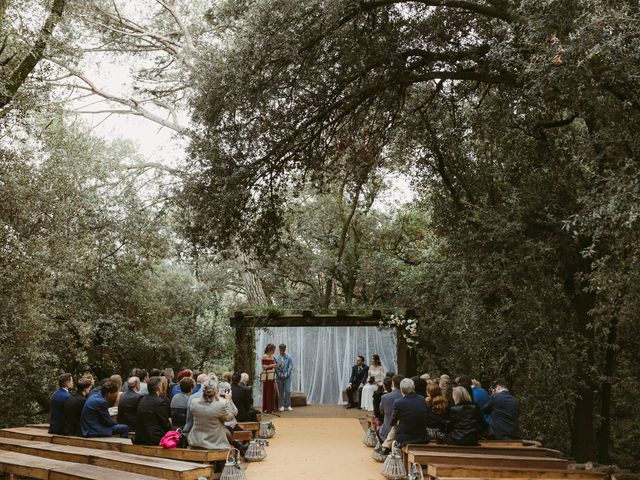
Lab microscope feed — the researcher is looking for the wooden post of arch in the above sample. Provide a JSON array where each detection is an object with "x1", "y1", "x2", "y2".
[{"x1": 396, "y1": 309, "x2": 418, "y2": 377}]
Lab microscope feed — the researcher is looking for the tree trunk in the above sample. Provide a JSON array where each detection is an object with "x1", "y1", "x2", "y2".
[
  {"x1": 566, "y1": 249, "x2": 597, "y2": 463},
  {"x1": 597, "y1": 305, "x2": 620, "y2": 464},
  {"x1": 0, "y1": 0, "x2": 67, "y2": 109},
  {"x1": 234, "y1": 247, "x2": 270, "y2": 382}
]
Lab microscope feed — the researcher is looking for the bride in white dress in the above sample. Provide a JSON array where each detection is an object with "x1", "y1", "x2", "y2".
[{"x1": 360, "y1": 354, "x2": 385, "y2": 411}]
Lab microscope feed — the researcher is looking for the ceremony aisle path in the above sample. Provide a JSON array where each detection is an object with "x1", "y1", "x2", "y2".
[{"x1": 244, "y1": 405, "x2": 380, "y2": 480}]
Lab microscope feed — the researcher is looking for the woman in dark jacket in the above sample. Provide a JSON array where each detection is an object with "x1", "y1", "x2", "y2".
[
  {"x1": 444, "y1": 386, "x2": 487, "y2": 445},
  {"x1": 133, "y1": 376, "x2": 172, "y2": 445},
  {"x1": 425, "y1": 383, "x2": 449, "y2": 441}
]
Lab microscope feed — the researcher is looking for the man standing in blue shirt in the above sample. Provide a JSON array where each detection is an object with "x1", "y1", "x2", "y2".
[
  {"x1": 275, "y1": 344, "x2": 293, "y2": 411},
  {"x1": 49, "y1": 373, "x2": 73, "y2": 434}
]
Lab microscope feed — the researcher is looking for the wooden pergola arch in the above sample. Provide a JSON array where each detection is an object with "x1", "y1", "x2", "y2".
[{"x1": 231, "y1": 309, "x2": 418, "y2": 383}]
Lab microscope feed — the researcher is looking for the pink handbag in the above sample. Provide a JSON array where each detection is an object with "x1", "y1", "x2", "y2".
[{"x1": 160, "y1": 430, "x2": 181, "y2": 449}]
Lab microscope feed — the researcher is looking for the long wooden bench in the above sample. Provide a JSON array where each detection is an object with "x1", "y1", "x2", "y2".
[
  {"x1": 426, "y1": 465, "x2": 607, "y2": 480},
  {"x1": 0, "y1": 427, "x2": 228, "y2": 464},
  {"x1": 237, "y1": 422, "x2": 260, "y2": 439},
  {"x1": 0, "y1": 437, "x2": 212, "y2": 480},
  {"x1": 406, "y1": 450, "x2": 569, "y2": 470},
  {"x1": 402, "y1": 444, "x2": 564, "y2": 458},
  {"x1": 0, "y1": 449, "x2": 159, "y2": 480}
]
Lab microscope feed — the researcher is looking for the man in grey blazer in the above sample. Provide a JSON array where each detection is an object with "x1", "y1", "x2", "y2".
[{"x1": 378, "y1": 374, "x2": 404, "y2": 441}]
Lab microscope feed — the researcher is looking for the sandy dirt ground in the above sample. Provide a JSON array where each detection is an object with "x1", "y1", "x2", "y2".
[{"x1": 244, "y1": 405, "x2": 381, "y2": 480}]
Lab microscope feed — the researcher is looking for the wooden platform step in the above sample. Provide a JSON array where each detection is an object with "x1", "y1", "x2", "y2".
[
  {"x1": 0, "y1": 437, "x2": 212, "y2": 480},
  {"x1": 0, "y1": 449, "x2": 158, "y2": 480}
]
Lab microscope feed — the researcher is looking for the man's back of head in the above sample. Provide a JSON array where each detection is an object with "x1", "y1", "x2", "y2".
[
  {"x1": 127, "y1": 376, "x2": 141, "y2": 392},
  {"x1": 391, "y1": 375, "x2": 404, "y2": 391}
]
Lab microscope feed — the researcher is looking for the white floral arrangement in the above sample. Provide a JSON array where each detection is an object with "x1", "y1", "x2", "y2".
[{"x1": 378, "y1": 313, "x2": 419, "y2": 349}]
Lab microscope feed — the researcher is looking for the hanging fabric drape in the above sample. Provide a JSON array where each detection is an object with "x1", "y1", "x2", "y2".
[{"x1": 253, "y1": 326, "x2": 397, "y2": 405}]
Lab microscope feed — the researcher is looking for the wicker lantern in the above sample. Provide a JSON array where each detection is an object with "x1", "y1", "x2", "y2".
[
  {"x1": 258, "y1": 421, "x2": 276, "y2": 439},
  {"x1": 371, "y1": 440, "x2": 386, "y2": 463},
  {"x1": 244, "y1": 439, "x2": 269, "y2": 462},
  {"x1": 362, "y1": 427, "x2": 378, "y2": 447},
  {"x1": 380, "y1": 442, "x2": 407, "y2": 480},
  {"x1": 408, "y1": 462, "x2": 425, "y2": 480},
  {"x1": 219, "y1": 449, "x2": 246, "y2": 480}
]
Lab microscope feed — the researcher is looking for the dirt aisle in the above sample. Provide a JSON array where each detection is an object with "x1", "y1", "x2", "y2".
[{"x1": 244, "y1": 413, "x2": 381, "y2": 480}]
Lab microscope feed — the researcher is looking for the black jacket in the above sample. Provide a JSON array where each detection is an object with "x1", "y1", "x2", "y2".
[
  {"x1": 372, "y1": 387, "x2": 385, "y2": 420},
  {"x1": 61, "y1": 393, "x2": 86, "y2": 436},
  {"x1": 231, "y1": 383, "x2": 256, "y2": 422},
  {"x1": 349, "y1": 364, "x2": 369, "y2": 387},
  {"x1": 425, "y1": 405, "x2": 449, "y2": 430},
  {"x1": 445, "y1": 403, "x2": 486, "y2": 445},
  {"x1": 133, "y1": 393, "x2": 171, "y2": 445},
  {"x1": 118, "y1": 390, "x2": 142, "y2": 430},
  {"x1": 390, "y1": 393, "x2": 429, "y2": 445},
  {"x1": 483, "y1": 390, "x2": 520, "y2": 440}
]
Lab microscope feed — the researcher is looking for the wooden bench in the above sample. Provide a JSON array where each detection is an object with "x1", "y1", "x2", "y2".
[
  {"x1": 232, "y1": 430, "x2": 253, "y2": 442},
  {"x1": 237, "y1": 422, "x2": 260, "y2": 439},
  {"x1": 0, "y1": 427, "x2": 228, "y2": 464},
  {"x1": 402, "y1": 444, "x2": 564, "y2": 458},
  {"x1": 0, "y1": 449, "x2": 159, "y2": 480},
  {"x1": 0, "y1": 437, "x2": 212, "y2": 480},
  {"x1": 425, "y1": 465, "x2": 607, "y2": 480},
  {"x1": 406, "y1": 450, "x2": 569, "y2": 470}
]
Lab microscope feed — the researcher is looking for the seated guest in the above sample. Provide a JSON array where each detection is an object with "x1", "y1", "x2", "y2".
[
  {"x1": 231, "y1": 372, "x2": 257, "y2": 422},
  {"x1": 444, "y1": 386, "x2": 486, "y2": 445},
  {"x1": 373, "y1": 377, "x2": 391, "y2": 427},
  {"x1": 471, "y1": 379, "x2": 491, "y2": 424},
  {"x1": 378, "y1": 375, "x2": 403, "y2": 443},
  {"x1": 456, "y1": 375, "x2": 474, "y2": 401},
  {"x1": 192, "y1": 373, "x2": 208, "y2": 395},
  {"x1": 171, "y1": 370, "x2": 193, "y2": 397},
  {"x1": 170, "y1": 376, "x2": 195, "y2": 429},
  {"x1": 61, "y1": 375, "x2": 94, "y2": 436},
  {"x1": 139, "y1": 370, "x2": 149, "y2": 395},
  {"x1": 389, "y1": 378, "x2": 429, "y2": 447},
  {"x1": 118, "y1": 377, "x2": 142, "y2": 430},
  {"x1": 425, "y1": 383, "x2": 449, "y2": 441},
  {"x1": 188, "y1": 379, "x2": 238, "y2": 452},
  {"x1": 133, "y1": 376, "x2": 172, "y2": 446},
  {"x1": 412, "y1": 376, "x2": 428, "y2": 397},
  {"x1": 149, "y1": 368, "x2": 162, "y2": 378},
  {"x1": 49, "y1": 373, "x2": 74, "y2": 434},
  {"x1": 483, "y1": 378, "x2": 520, "y2": 440},
  {"x1": 80, "y1": 380, "x2": 129, "y2": 438},
  {"x1": 163, "y1": 368, "x2": 175, "y2": 398},
  {"x1": 183, "y1": 374, "x2": 209, "y2": 433},
  {"x1": 439, "y1": 374, "x2": 453, "y2": 406},
  {"x1": 223, "y1": 372, "x2": 233, "y2": 383}
]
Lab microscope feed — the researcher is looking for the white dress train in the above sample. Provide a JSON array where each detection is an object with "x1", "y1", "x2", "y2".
[{"x1": 360, "y1": 366, "x2": 385, "y2": 411}]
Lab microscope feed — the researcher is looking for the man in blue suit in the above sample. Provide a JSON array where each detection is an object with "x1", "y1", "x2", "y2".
[
  {"x1": 49, "y1": 373, "x2": 73, "y2": 434},
  {"x1": 345, "y1": 356, "x2": 369, "y2": 409},
  {"x1": 378, "y1": 375, "x2": 404, "y2": 441},
  {"x1": 80, "y1": 380, "x2": 129, "y2": 438},
  {"x1": 483, "y1": 378, "x2": 520, "y2": 440},
  {"x1": 389, "y1": 378, "x2": 429, "y2": 447}
]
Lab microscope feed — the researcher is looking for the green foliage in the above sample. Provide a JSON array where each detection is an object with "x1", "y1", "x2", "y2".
[
  {"x1": 0, "y1": 115, "x2": 231, "y2": 426},
  {"x1": 184, "y1": 0, "x2": 640, "y2": 467}
]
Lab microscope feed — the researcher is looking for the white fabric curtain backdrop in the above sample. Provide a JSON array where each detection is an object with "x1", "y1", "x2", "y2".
[{"x1": 253, "y1": 326, "x2": 398, "y2": 405}]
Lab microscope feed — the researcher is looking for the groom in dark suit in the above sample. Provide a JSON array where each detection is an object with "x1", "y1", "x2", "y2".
[{"x1": 345, "y1": 355, "x2": 369, "y2": 409}]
